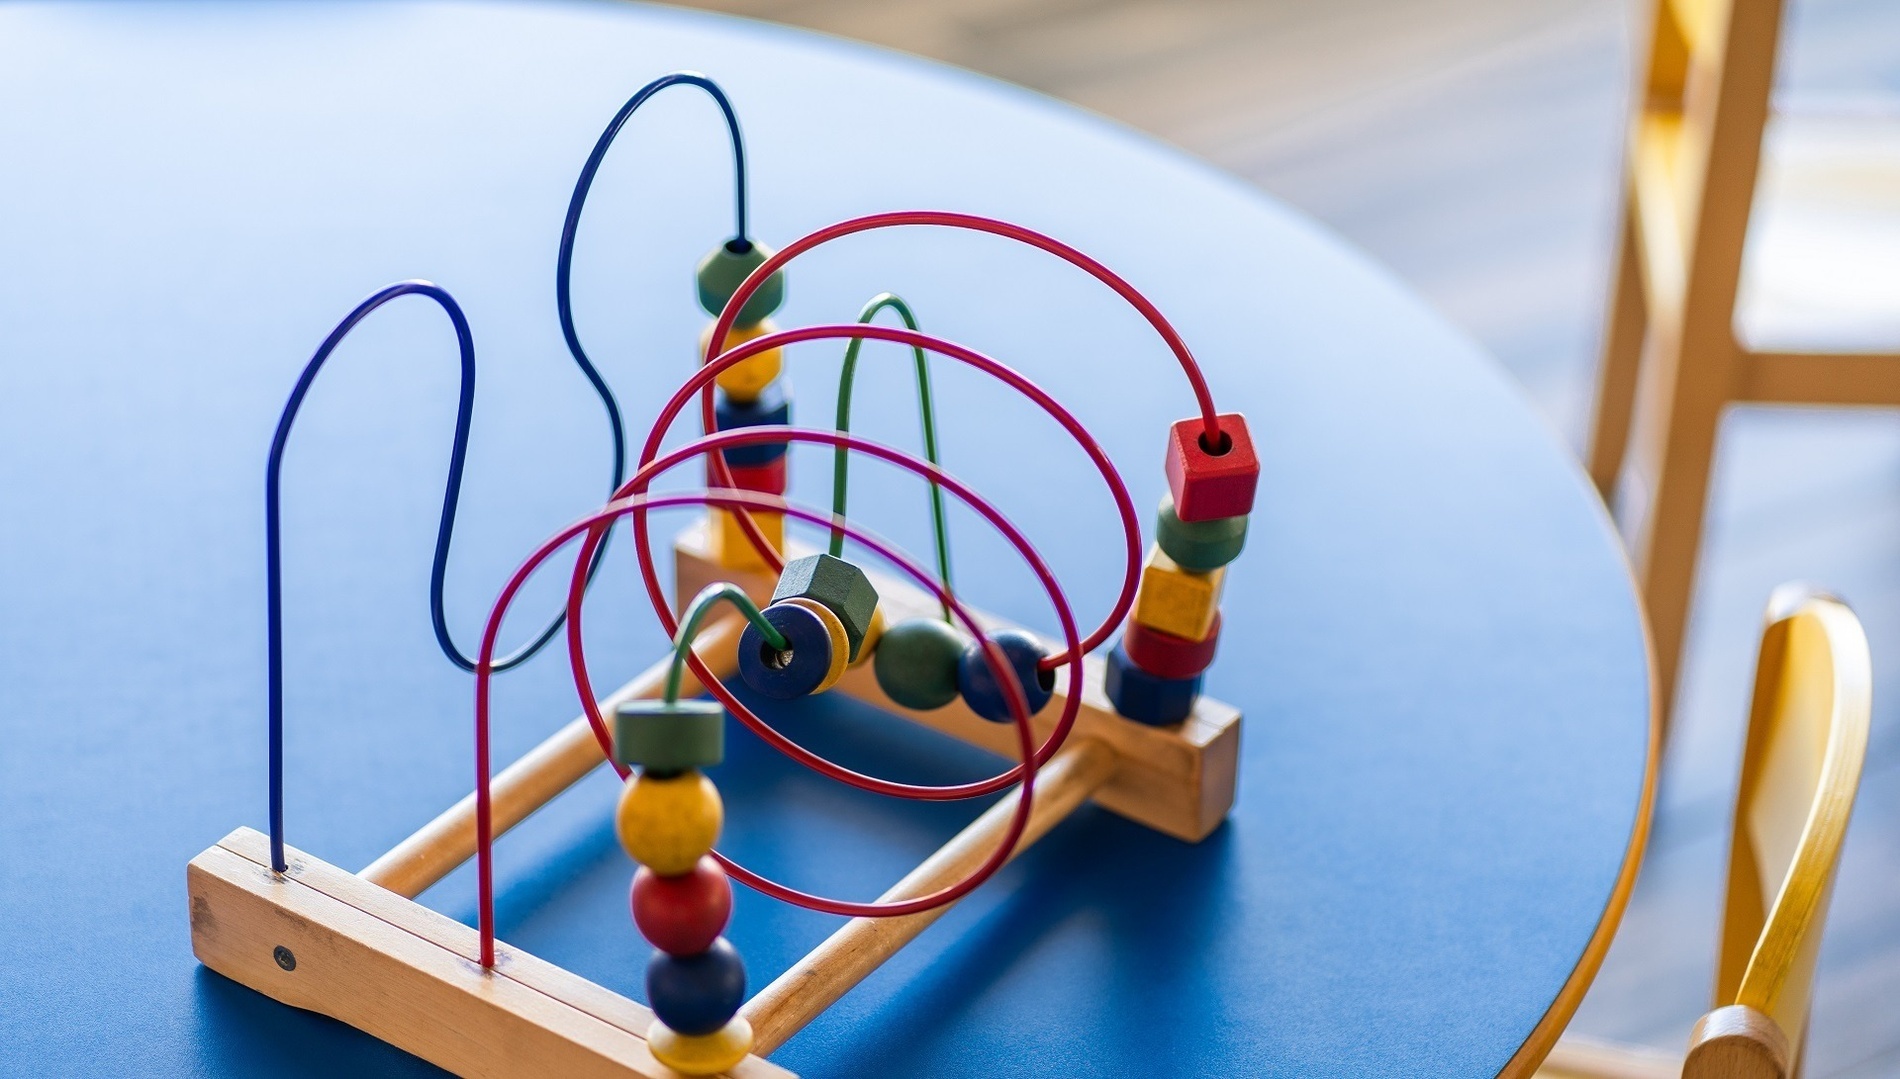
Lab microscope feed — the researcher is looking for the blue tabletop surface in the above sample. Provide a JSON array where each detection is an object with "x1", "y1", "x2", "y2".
[{"x1": 0, "y1": 2, "x2": 1651, "y2": 1076}]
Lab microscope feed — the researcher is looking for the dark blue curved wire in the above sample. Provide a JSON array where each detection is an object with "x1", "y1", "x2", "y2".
[
  {"x1": 267, "y1": 281, "x2": 480, "y2": 871},
  {"x1": 554, "y1": 71, "x2": 751, "y2": 497}
]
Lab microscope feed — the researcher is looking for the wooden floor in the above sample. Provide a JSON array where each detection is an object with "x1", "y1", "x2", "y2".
[{"x1": 668, "y1": 0, "x2": 1900, "y2": 1072}]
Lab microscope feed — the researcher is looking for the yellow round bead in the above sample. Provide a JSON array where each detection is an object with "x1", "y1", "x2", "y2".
[
  {"x1": 647, "y1": 1016, "x2": 754, "y2": 1076},
  {"x1": 700, "y1": 320, "x2": 782, "y2": 403},
  {"x1": 615, "y1": 771, "x2": 722, "y2": 876},
  {"x1": 849, "y1": 605, "x2": 885, "y2": 669},
  {"x1": 778, "y1": 597, "x2": 848, "y2": 693}
]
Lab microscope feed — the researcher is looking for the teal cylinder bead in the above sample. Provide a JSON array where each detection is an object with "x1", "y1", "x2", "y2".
[
  {"x1": 696, "y1": 240, "x2": 784, "y2": 325},
  {"x1": 1155, "y1": 494, "x2": 1247, "y2": 571},
  {"x1": 872, "y1": 617, "x2": 968, "y2": 710}
]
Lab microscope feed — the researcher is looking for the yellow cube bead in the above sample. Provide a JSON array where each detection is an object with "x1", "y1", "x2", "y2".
[
  {"x1": 708, "y1": 508, "x2": 783, "y2": 571},
  {"x1": 647, "y1": 1016, "x2": 754, "y2": 1076},
  {"x1": 615, "y1": 770, "x2": 722, "y2": 876},
  {"x1": 700, "y1": 319, "x2": 782, "y2": 404},
  {"x1": 777, "y1": 597, "x2": 849, "y2": 694},
  {"x1": 1131, "y1": 545, "x2": 1225, "y2": 642}
]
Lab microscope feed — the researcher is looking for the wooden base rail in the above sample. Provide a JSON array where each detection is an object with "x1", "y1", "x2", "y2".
[{"x1": 188, "y1": 526, "x2": 1242, "y2": 1077}]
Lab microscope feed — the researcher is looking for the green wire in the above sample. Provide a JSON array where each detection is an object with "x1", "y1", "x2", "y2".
[
  {"x1": 830, "y1": 293, "x2": 954, "y2": 621},
  {"x1": 666, "y1": 582, "x2": 786, "y2": 703}
]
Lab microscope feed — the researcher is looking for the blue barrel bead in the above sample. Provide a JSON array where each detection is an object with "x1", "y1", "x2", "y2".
[
  {"x1": 1104, "y1": 643, "x2": 1203, "y2": 726},
  {"x1": 737, "y1": 601, "x2": 836, "y2": 700},
  {"x1": 646, "y1": 937, "x2": 747, "y2": 1037},
  {"x1": 713, "y1": 383, "x2": 791, "y2": 468},
  {"x1": 956, "y1": 629, "x2": 1054, "y2": 723},
  {"x1": 696, "y1": 239, "x2": 785, "y2": 326},
  {"x1": 873, "y1": 616, "x2": 968, "y2": 710}
]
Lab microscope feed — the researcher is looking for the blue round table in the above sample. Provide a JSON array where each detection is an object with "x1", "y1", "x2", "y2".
[{"x1": 0, "y1": 2, "x2": 1653, "y2": 1076}]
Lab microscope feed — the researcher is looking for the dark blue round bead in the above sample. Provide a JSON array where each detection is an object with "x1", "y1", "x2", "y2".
[
  {"x1": 956, "y1": 629, "x2": 1054, "y2": 723},
  {"x1": 646, "y1": 936, "x2": 746, "y2": 1036},
  {"x1": 1104, "y1": 643, "x2": 1203, "y2": 726},
  {"x1": 737, "y1": 602, "x2": 836, "y2": 700},
  {"x1": 713, "y1": 382, "x2": 791, "y2": 467}
]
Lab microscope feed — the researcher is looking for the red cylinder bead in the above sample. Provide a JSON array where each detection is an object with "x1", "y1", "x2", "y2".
[
  {"x1": 631, "y1": 856, "x2": 733, "y2": 956},
  {"x1": 1122, "y1": 610, "x2": 1221, "y2": 679},
  {"x1": 713, "y1": 456, "x2": 787, "y2": 495}
]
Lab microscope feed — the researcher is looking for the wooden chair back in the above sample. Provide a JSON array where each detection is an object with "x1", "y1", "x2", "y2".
[{"x1": 1685, "y1": 586, "x2": 1871, "y2": 1078}]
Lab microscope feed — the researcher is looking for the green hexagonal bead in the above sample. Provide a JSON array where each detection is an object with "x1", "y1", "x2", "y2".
[
  {"x1": 771, "y1": 553, "x2": 880, "y2": 661},
  {"x1": 1155, "y1": 493, "x2": 1247, "y2": 571},
  {"x1": 873, "y1": 617, "x2": 968, "y2": 711},
  {"x1": 695, "y1": 239, "x2": 785, "y2": 326},
  {"x1": 613, "y1": 699, "x2": 725, "y2": 774}
]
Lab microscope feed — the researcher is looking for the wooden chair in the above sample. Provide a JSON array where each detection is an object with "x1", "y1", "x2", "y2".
[
  {"x1": 1536, "y1": 584, "x2": 1872, "y2": 1079},
  {"x1": 1587, "y1": 0, "x2": 1900, "y2": 722}
]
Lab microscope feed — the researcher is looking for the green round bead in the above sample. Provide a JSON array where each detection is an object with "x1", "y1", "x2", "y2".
[
  {"x1": 695, "y1": 239, "x2": 785, "y2": 326},
  {"x1": 872, "y1": 617, "x2": 968, "y2": 711},
  {"x1": 1155, "y1": 494, "x2": 1247, "y2": 571}
]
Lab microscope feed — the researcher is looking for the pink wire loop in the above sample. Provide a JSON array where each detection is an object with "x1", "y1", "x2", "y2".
[
  {"x1": 635, "y1": 322, "x2": 1142, "y2": 672},
  {"x1": 476, "y1": 479, "x2": 1074, "y2": 965}
]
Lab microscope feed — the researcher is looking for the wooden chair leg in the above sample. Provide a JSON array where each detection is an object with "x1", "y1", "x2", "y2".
[
  {"x1": 1625, "y1": 328, "x2": 1731, "y2": 726},
  {"x1": 1588, "y1": 197, "x2": 1650, "y2": 498}
]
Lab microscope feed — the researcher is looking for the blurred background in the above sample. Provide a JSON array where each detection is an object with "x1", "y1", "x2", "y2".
[{"x1": 661, "y1": 0, "x2": 1900, "y2": 1073}]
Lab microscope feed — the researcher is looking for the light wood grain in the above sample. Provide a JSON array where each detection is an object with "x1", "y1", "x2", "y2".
[
  {"x1": 1685, "y1": 1005, "x2": 1792, "y2": 1079},
  {"x1": 361, "y1": 617, "x2": 743, "y2": 899},
  {"x1": 190, "y1": 827, "x2": 792, "y2": 1079},
  {"x1": 673, "y1": 520, "x2": 1242, "y2": 842}
]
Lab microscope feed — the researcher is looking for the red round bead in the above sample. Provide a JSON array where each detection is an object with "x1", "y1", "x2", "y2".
[
  {"x1": 631, "y1": 856, "x2": 733, "y2": 956},
  {"x1": 1122, "y1": 610, "x2": 1221, "y2": 679}
]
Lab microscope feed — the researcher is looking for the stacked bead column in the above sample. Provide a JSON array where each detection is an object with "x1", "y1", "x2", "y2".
[
  {"x1": 696, "y1": 241, "x2": 790, "y2": 570},
  {"x1": 1107, "y1": 413, "x2": 1259, "y2": 726},
  {"x1": 612, "y1": 698, "x2": 754, "y2": 1075}
]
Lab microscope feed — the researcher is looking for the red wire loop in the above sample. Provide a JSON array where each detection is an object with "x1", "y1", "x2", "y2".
[{"x1": 697, "y1": 210, "x2": 1222, "y2": 581}]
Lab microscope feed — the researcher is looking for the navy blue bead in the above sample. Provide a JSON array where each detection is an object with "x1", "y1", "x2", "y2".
[
  {"x1": 713, "y1": 382, "x2": 791, "y2": 467},
  {"x1": 646, "y1": 937, "x2": 746, "y2": 1036},
  {"x1": 1104, "y1": 643, "x2": 1202, "y2": 726},
  {"x1": 737, "y1": 602, "x2": 835, "y2": 700},
  {"x1": 956, "y1": 629, "x2": 1054, "y2": 723}
]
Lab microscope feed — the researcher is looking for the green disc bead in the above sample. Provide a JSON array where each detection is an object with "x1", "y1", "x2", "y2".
[
  {"x1": 872, "y1": 617, "x2": 969, "y2": 711},
  {"x1": 1155, "y1": 493, "x2": 1247, "y2": 571},
  {"x1": 695, "y1": 240, "x2": 785, "y2": 326},
  {"x1": 613, "y1": 699, "x2": 725, "y2": 773}
]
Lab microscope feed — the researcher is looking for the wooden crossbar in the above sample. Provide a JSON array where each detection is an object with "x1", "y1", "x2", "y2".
[{"x1": 188, "y1": 524, "x2": 1243, "y2": 1077}]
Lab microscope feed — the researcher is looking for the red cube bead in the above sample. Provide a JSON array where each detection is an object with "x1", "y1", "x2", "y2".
[
  {"x1": 1164, "y1": 412, "x2": 1258, "y2": 522},
  {"x1": 1122, "y1": 610, "x2": 1222, "y2": 679},
  {"x1": 713, "y1": 455, "x2": 787, "y2": 495},
  {"x1": 631, "y1": 856, "x2": 733, "y2": 956}
]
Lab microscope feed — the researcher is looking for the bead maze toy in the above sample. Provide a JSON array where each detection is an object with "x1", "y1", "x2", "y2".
[{"x1": 185, "y1": 73, "x2": 1255, "y2": 1078}]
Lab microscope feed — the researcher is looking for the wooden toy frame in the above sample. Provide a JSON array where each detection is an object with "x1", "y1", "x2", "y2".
[{"x1": 187, "y1": 523, "x2": 1242, "y2": 1078}]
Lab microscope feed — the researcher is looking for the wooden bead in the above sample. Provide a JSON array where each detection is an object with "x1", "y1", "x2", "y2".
[
  {"x1": 615, "y1": 771, "x2": 722, "y2": 876},
  {"x1": 646, "y1": 1016, "x2": 754, "y2": 1077},
  {"x1": 771, "y1": 553, "x2": 880, "y2": 661},
  {"x1": 1164, "y1": 412, "x2": 1259, "y2": 521},
  {"x1": 1131, "y1": 545, "x2": 1225, "y2": 642},
  {"x1": 612, "y1": 699, "x2": 724, "y2": 773},
  {"x1": 776, "y1": 597, "x2": 849, "y2": 694},
  {"x1": 717, "y1": 455, "x2": 787, "y2": 495},
  {"x1": 1155, "y1": 493, "x2": 1247, "y2": 571},
  {"x1": 872, "y1": 616, "x2": 967, "y2": 710},
  {"x1": 707, "y1": 507, "x2": 783, "y2": 571},
  {"x1": 736, "y1": 601, "x2": 836, "y2": 700},
  {"x1": 631, "y1": 857, "x2": 731, "y2": 956},
  {"x1": 849, "y1": 604, "x2": 885, "y2": 669},
  {"x1": 1104, "y1": 644, "x2": 1202, "y2": 726},
  {"x1": 957, "y1": 629, "x2": 1054, "y2": 723},
  {"x1": 646, "y1": 937, "x2": 747, "y2": 1036},
  {"x1": 1122, "y1": 610, "x2": 1222, "y2": 679},
  {"x1": 695, "y1": 239, "x2": 783, "y2": 325},
  {"x1": 713, "y1": 383, "x2": 790, "y2": 468},
  {"x1": 699, "y1": 319, "x2": 783, "y2": 404}
]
